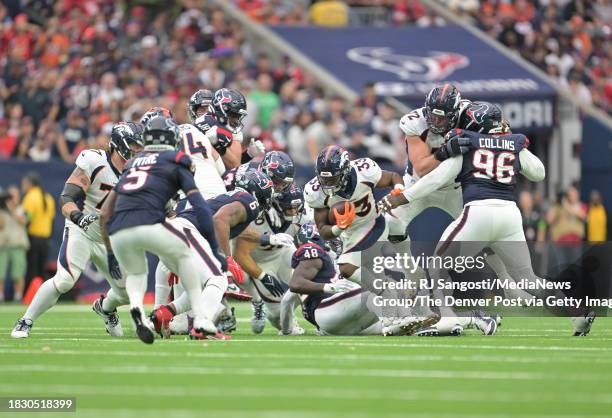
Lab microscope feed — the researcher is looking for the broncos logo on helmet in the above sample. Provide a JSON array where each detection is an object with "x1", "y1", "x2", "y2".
[
  {"x1": 424, "y1": 83, "x2": 462, "y2": 135},
  {"x1": 110, "y1": 121, "x2": 144, "y2": 160}
]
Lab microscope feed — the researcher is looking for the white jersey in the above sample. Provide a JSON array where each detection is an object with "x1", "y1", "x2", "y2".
[
  {"x1": 67, "y1": 149, "x2": 121, "y2": 243},
  {"x1": 251, "y1": 211, "x2": 312, "y2": 264},
  {"x1": 178, "y1": 124, "x2": 226, "y2": 199},
  {"x1": 304, "y1": 158, "x2": 384, "y2": 252}
]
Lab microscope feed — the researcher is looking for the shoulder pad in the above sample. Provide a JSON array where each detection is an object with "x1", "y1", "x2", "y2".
[
  {"x1": 303, "y1": 178, "x2": 326, "y2": 209},
  {"x1": 75, "y1": 149, "x2": 106, "y2": 175},
  {"x1": 292, "y1": 243, "x2": 325, "y2": 265},
  {"x1": 399, "y1": 108, "x2": 427, "y2": 137},
  {"x1": 352, "y1": 158, "x2": 382, "y2": 184}
]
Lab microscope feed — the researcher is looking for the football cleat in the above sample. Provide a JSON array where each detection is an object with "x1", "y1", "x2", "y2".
[
  {"x1": 251, "y1": 300, "x2": 266, "y2": 334},
  {"x1": 414, "y1": 324, "x2": 464, "y2": 337},
  {"x1": 225, "y1": 282, "x2": 252, "y2": 301},
  {"x1": 193, "y1": 316, "x2": 217, "y2": 335},
  {"x1": 130, "y1": 307, "x2": 155, "y2": 344},
  {"x1": 382, "y1": 315, "x2": 440, "y2": 337},
  {"x1": 150, "y1": 305, "x2": 175, "y2": 339},
  {"x1": 217, "y1": 307, "x2": 237, "y2": 333},
  {"x1": 189, "y1": 328, "x2": 232, "y2": 340},
  {"x1": 279, "y1": 319, "x2": 306, "y2": 336},
  {"x1": 472, "y1": 311, "x2": 498, "y2": 335},
  {"x1": 11, "y1": 318, "x2": 33, "y2": 338},
  {"x1": 92, "y1": 295, "x2": 123, "y2": 337},
  {"x1": 572, "y1": 311, "x2": 596, "y2": 336}
]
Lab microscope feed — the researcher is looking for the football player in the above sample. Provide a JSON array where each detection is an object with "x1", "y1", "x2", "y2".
[
  {"x1": 286, "y1": 222, "x2": 439, "y2": 336},
  {"x1": 101, "y1": 114, "x2": 226, "y2": 344},
  {"x1": 380, "y1": 104, "x2": 596, "y2": 336},
  {"x1": 11, "y1": 122, "x2": 144, "y2": 338},
  {"x1": 233, "y1": 183, "x2": 309, "y2": 335},
  {"x1": 388, "y1": 84, "x2": 524, "y2": 335},
  {"x1": 304, "y1": 145, "x2": 404, "y2": 287}
]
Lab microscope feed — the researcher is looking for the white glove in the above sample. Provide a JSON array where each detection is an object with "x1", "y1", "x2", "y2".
[
  {"x1": 266, "y1": 207, "x2": 283, "y2": 228},
  {"x1": 269, "y1": 233, "x2": 295, "y2": 247},
  {"x1": 323, "y1": 279, "x2": 356, "y2": 294},
  {"x1": 247, "y1": 138, "x2": 265, "y2": 158}
]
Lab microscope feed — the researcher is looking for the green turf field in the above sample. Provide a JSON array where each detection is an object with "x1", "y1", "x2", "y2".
[{"x1": 0, "y1": 303, "x2": 610, "y2": 418}]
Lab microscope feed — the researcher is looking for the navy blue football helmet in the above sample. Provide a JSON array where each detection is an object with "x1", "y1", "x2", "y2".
[
  {"x1": 272, "y1": 183, "x2": 304, "y2": 222},
  {"x1": 235, "y1": 168, "x2": 274, "y2": 212},
  {"x1": 188, "y1": 89, "x2": 213, "y2": 123},
  {"x1": 142, "y1": 115, "x2": 180, "y2": 151},
  {"x1": 211, "y1": 88, "x2": 247, "y2": 134},
  {"x1": 315, "y1": 145, "x2": 351, "y2": 197},
  {"x1": 296, "y1": 221, "x2": 327, "y2": 249},
  {"x1": 458, "y1": 101, "x2": 509, "y2": 134},
  {"x1": 110, "y1": 121, "x2": 144, "y2": 160},
  {"x1": 140, "y1": 106, "x2": 174, "y2": 127},
  {"x1": 259, "y1": 151, "x2": 295, "y2": 193},
  {"x1": 424, "y1": 83, "x2": 462, "y2": 135}
]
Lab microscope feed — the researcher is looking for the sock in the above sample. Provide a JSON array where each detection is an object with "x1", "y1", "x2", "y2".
[
  {"x1": 125, "y1": 274, "x2": 148, "y2": 313},
  {"x1": 241, "y1": 276, "x2": 262, "y2": 303},
  {"x1": 23, "y1": 279, "x2": 61, "y2": 321},
  {"x1": 170, "y1": 292, "x2": 191, "y2": 315},
  {"x1": 201, "y1": 276, "x2": 226, "y2": 320},
  {"x1": 102, "y1": 288, "x2": 129, "y2": 313},
  {"x1": 154, "y1": 263, "x2": 172, "y2": 308}
]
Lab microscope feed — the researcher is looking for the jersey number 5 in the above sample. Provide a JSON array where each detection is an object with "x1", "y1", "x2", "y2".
[
  {"x1": 473, "y1": 150, "x2": 515, "y2": 184},
  {"x1": 122, "y1": 166, "x2": 151, "y2": 191}
]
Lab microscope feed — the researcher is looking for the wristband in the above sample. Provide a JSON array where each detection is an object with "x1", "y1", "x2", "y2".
[
  {"x1": 257, "y1": 271, "x2": 266, "y2": 280},
  {"x1": 331, "y1": 225, "x2": 343, "y2": 237},
  {"x1": 69, "y1": 210, "x2": 83, "y2": 224}
]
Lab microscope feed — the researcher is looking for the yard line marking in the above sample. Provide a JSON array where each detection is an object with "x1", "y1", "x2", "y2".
[
  {"x1": 0, "y1": 384, "x2": 610, "y2": 405},
  {"x1": 1, "y1": 348, "x2": 611, "y2": 365},
  {"x1": 1, "y1": 364, "x2": 609, "y2": 382}
]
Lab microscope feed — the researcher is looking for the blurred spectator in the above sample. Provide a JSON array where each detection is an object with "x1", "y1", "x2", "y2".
[
  {"x1": 249, "y1": 73, "x2": 280, "y2": 130},
  {"x1": 0, "y1": 186, "x2": 28, "y2": 301},
  {"x1": 286, "y1": 108, "x2": 315, "y2": 165},
  {"x1": 21, "y1": 172, "x2": 55, "y2": 288},
  {"x1": 56, "y1": 110, "x2": 89, "y2": 163},
  {"x1": 371, "y1": 102, "x2": 403, "y2": 166},
  {"x1": 309, "y1": 0, "x2": 349, "y2": 27},
  {"x1": 0, "y1": 118, "x2": 16, "y2": 158},
  {"x1": 547, "y1": 185, "x2": 587, "y2": 271},
  {"x1": 519, "y1": 191, "x2": 546, "y2": 243},
  {"x1": 587, "y1": 190, "x2": 607, "y2": 242}
]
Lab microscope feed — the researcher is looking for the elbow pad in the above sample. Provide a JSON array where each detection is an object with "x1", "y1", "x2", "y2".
[{"x1": 61, "y1": 183, "x2": 86, "y2": 207}]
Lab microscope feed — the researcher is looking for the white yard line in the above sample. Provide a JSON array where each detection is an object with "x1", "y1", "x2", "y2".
[{"x1": 0, "y1": 363, "x2": 609, "y2": 382}]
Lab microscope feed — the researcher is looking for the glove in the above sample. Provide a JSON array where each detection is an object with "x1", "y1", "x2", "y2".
[
  {"x1": 323, "y1": 279, "x2": 356, "y2": 294},
  {"x1": 258, "y1": 272, "x2": 289, "y2": 298},
  {"x1": 226, "y1": 256, "x2": 244, "y2": 284},
  {"x1": 211, "y1": 247, "x2": 228, "y2": 272},
  {"x1": 246, "y1": 138, "x2": 265, "y2": 158},
  {"x1": 378, "y1": 193, "x2": 408, "y2": 214},
  {"x1": 266, "y1": 207, "x2": 283, "y2": 228},
  {"x1": 167, "y1": 273, "x2": 179, "y2": 286},
  {"x1": 390, "y1": 184, "x2": 405, "y2": 196},
  {"x1": 70, "y1": 211, "x2": 98, "y2": 231},
  {"x1": 434, "y1": 133, "x2": 472, "y2": 162},
  {"x1": 333, "y1": 201, "x2": 356, "y2": 230},
  {"x1": 269, "y1": 233, "x2": 295, "y2": 247},
  {"x1": 107, "y1": 251, "x2": 122, "y2": 281}
]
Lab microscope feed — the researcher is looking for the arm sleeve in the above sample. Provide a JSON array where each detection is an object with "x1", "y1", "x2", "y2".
[
  {"x1": 519, "y1": 149, "x2": 545, "y2": 182},
  {"x1": 403, "y1": 156, "x2": 463, "y2": 202},
  {"x1": 187, "y1": 191, "x2": 220, "y2": 251}
]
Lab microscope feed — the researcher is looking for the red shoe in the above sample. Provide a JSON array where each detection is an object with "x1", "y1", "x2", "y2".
[
  {"x1": 189, "y1": 328, "x2": 232, "y2": 340},
  {"x1": 150, "y1": 305, "x2": 174, "y2": 339}
]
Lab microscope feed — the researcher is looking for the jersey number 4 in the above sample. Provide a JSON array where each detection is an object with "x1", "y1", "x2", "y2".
[{"x1": 473, "y1": 150, "x2": 515, "y2": 184}]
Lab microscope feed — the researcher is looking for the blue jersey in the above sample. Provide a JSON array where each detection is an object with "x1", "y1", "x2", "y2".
[
  {"x1": 177, "y1": 189, "x2": 259, "y2": 239},
  {"x1": 455, "y1": 131, "x2": 528, "y2": 204},
  {"x1": 108, "y1": 151, "x2": 195, "y2": 234},
  {"x1": 222, "y1": 161, "x2": 259, "y2": 191},
  {"x1": 291, "y1": 243, "x2": 337, "y2": 327}
]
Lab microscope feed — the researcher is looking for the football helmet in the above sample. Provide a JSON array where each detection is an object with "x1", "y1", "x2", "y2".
[
  {"x1": 211, "y1": 88, "x2": 247, "y2": 134},
  {"x1": 140, "y1": 107, "x2": 174, "y2": 126},
  {"x1": 259, "y1": 151, "x2": 295, "y2": 193},
  {"x1": 296, "y1": 221, "x2": 327, "y2": 249},
  {"x1": 235, "y1": 168, "x2": 274, "y2": 212},
  {"x1": 188, "y1": 89, "x2": 213, "y2": 123},
  {"x1": 272, "y1": 183, "x2": 304, "y2": 223},
  {"x1": 315, "y1": 145, "x2": 351, "y2": 197},
  {"x1": 110, "y1": 121, "x2": 145, "y2": 160},
  {"x1": 142, "y1": 115, "x2": 180, "y2": 151},
  {"x1": 459, "y1": 101, "x2": 509, "y2": 134},
  {"x1": 424, "y1": 83, "x2": 461, "y2": 135}
]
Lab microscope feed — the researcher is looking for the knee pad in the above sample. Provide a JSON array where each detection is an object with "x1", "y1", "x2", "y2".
[
  {"x1": 52, "y1": 272, "x2": 76, "y2": 294},
  {"x1": 206, "y1": 275, "x2": 228, "y2": 293}
]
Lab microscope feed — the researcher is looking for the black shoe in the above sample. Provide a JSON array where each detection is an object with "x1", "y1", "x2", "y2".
[{"x1": 130, "y1": 308, "x2": 154, "y2": 344}]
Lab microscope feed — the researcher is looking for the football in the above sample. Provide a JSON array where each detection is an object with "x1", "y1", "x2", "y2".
[{"x1": 328, "y1": 200, "x2": 351, "y2": 225}]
